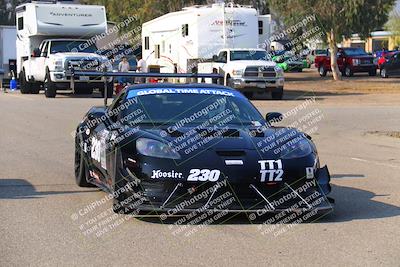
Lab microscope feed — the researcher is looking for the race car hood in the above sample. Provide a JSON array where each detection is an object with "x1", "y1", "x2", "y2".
[{"x1": 122, "y1": 125, "x2": 306, "y2": 160}]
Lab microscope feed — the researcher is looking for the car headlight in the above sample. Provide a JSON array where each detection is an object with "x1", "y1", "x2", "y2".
[
  {"x1": 136, "y1": 138, "x2": 181, "y2": 159},
  {"x1": 232, "y1": 69, "x2": 244, "y2": 76},
  {"x1": 352, "y1": 59, "x2": 360, "y2": 66},
  {"x1": 53, "y1": 59, "x2": 64, "y2": 71},
  {"x1": 280, "y1": 138, "x2": 313, "y2": 159}
]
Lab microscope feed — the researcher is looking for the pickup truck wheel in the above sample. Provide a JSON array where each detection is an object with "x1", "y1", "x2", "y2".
[
  {"x1": 369, "y1": 69, "x2": 377, "y2": 76},
  {"x1": 44, "y1": 71, "x2": 56, "y2": 98},
  {"x1": 318, "y1": 66, "x2": 327, "y2": 77},
  {"x1": 345, "y1": 66, "x2": 353, "y2": 77},
  {"x1": 271, "y1": 87, "x2": 284, "y2": 100},
  {"x1": 19, "y1": 71, "x2": 32, "y2": 94},
  {"x1": 380, "y1": 68, "x2": 388, "y2": 78}
]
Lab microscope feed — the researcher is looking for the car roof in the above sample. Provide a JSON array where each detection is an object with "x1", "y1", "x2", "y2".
[{"x1": 125, "y1": 83, "x2": 235, "y2": 92}]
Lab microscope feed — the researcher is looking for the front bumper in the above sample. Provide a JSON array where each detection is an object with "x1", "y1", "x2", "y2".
[
  {"x1": 350, "y1": 65, "x2": 376, "y2": 73},
  {"x1": 117, "y1": 165, "x2": 333, "y2": 217},
  {"x1": 231, "y1": 77, "x2": 284, "y2": 91},
  {"x1": 50, "y1": 71, "x2": 113, "y2": 83}
]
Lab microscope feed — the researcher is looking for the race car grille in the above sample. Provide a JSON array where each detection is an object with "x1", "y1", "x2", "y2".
[{"x1": 244, "y1": 66, "x2": 276, "y2": 78}]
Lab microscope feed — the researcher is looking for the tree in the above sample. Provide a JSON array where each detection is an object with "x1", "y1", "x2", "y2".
[
  {"x1": 270, "y1": 0, "x2": 395, "y2": 80},
  {"x1": 385, "y1": 10, "x2": 400, "y2": 47},
  {"x1": 0, "y1": 0, "x2": 27, "y2": 25}
]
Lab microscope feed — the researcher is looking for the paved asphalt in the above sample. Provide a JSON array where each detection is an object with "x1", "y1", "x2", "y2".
[{"x1": 0, "y1": 89, "x2": 399, "y2": 266}]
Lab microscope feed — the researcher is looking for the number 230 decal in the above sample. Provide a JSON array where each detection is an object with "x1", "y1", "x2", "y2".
[{"x1": 187, "y1": 169, "x2": 221, "y2": 182}]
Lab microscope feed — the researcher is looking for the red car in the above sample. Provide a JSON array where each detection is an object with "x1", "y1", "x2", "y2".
[{"x1": 316, "y1": 48, "x2": 377, "y2": 77}]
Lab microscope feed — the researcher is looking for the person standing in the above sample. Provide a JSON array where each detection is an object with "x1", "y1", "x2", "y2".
[
  {"x1": 118, "y1": 57, "x2": 130, "y2": 84},
  {"x1": 136, "y1": 55, "x2": 147, "y2": 83}
]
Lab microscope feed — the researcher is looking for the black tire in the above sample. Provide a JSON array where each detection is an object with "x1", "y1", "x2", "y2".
[
  {"x1": 318, "y1": 66, "x2": 327, "y2": 77},
  {"x1": 75, "y1": 87, "x2": 94, "y2": 95},
  {"x1": 243, "y1": 92, "x2": 254, "y2": 99},
  {"x1": 271, "y1": 88, "x2": 284, "y2": 100},
  {"x1": 368, "y1": 69, "x2": 377, "y2": 77},
  {"x1": 74, "y1": 136, "x2": 95, "y2": 187},
  {"x1": 344, "y1": 66, "x2": 353, "y2": 77},
  {"x1": 19, "y1": 70, "x2": 32, "y2": 94},
  {"x1": 381, "y1": 68, "x2": 389, "y2": 78},
  {"x1": 44, "y1": 70, "x2": 56, "y2": 98},
  {"x1": 100, "y1": 82, "x2": 113, "y2": 98}
]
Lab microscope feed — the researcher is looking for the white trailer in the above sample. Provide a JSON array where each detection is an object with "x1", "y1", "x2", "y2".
[
  {"x1": 16, "y1": 1, "x2": 112, "y2": 98},
  {"x1": 0, "y1": 25, "x2": 17, "y2": 79},
  {"x1": 142, "y1": 2, "x2": 263, "y2": 74},
  {"x1": 142, "y1": 3, "x2": 283, "y2": 99}
]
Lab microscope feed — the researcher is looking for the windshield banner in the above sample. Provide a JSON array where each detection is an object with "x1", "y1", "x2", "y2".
[{"x1": 127, "y1": 88, "x2": 244, "y2": 99}]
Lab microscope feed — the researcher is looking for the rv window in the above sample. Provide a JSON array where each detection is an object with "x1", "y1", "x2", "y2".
[
  {"x1": 182, "y1": 24, "x2": 189, "y2": 37},
  {"x1": 258, "y1": 21, "x2": 263, "y2": 35},
  {"x1": 145, "y1": 37, "x2": 150, "y2": 50},
  {"x1": 18, "y1": 17, "x2": 24, "y2": 31}
]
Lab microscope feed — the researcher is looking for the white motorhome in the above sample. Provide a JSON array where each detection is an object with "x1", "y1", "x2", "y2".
[
  {"x1": 0, "y1": 26, "x2": 17, "y2": 79},
  {"x1": 16, "y1": 1, "x2": 112, "y2": 98},
  {"x1": 142, "y1": 3, "x2": 263, "y2": 73},
  {"x1": 142, "y1": 3, "x2": 283, "y2": 99}
]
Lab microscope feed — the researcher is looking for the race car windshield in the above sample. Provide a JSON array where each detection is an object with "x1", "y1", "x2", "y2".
[
  {"x1": 50, "y1": 41, "x2": 98, "y2": 54},
  {"x1": 120, "y1": 93, "x2": 265, "y2": 127},
  {"x1": 230, "y1": 51, "x2": 268, "y2": 61}
]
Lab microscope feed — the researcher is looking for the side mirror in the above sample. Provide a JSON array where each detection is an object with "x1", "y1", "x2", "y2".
[
  {"x1": 212, "y1": 55, "x2": 218, "y2": 61},
  {"x1": 32, "y1": 48, "x2": 41, "y2": 57},
  {"x1": 266, "y1": 112, "x2": 283, "y2": 123}
]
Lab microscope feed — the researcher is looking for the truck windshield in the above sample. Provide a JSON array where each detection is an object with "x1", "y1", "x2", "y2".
[
  {"x1": 343, "y1": 48, "x2": 368, "y2": 56},
  {"x1": 50, "y1": 41, "x2": 98, "y2": 54},
  {"x1": 230, "y1": 51, "x2": 268, "y2": 61}
]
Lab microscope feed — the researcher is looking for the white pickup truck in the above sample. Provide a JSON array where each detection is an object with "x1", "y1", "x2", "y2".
[
  {"x1": 198, "y1": 48, "x2": 284, "y2": 99},
  {"x1": 19, "y1": 39, "x2": 113, "y2": 98}
]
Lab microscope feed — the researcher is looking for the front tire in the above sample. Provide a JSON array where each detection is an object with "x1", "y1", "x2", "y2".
[
  {"x1": 345, "y1": 66, "x2": 353, "y2": 77},
  {"x1": 318, "y1": 66, "x2": 327, "y2": 77},
  {"x1": 380, "y1": 68, "x2": 388, "y2": 78},
  {"x1": 19, "y1": 70, "x2": 32, "y2": 94},
  {"x1": 44, "y1": 70, "x2": 56, "y2": 98},
  {"x1": 74, "y1": 136, "x2": 94, "y2": 187}
]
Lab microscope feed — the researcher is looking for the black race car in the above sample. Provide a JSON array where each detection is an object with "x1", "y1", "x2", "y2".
[{"x1": 75, "y1": 83, "x2": 333, "y2": 218}]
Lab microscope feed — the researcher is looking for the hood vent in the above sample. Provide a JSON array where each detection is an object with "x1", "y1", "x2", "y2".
[{"x1": 196, "y1": 129, "x2": 240, "y2": 138}]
